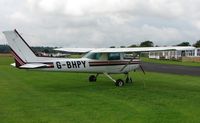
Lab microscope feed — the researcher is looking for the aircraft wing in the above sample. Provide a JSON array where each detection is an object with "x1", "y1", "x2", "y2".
[
  {"x1": 54, "y1": 48, "x2": 96, "y2": 53},
  {"x1": 54, "y1": 46, "x2": 195, "y2": 53},
  {"x1": 92, "y1": 46, "x2": 195, "y2": 53}
]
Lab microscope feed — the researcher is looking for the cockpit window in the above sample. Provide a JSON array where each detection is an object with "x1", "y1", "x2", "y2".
[{"x1": 108, "y1": 53, "x2": 120, "y2": 60}]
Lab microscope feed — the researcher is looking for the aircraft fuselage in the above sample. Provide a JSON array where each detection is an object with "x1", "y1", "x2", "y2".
[{"x1": 38, "y1": 58, "x2": 140, "y2": 74}]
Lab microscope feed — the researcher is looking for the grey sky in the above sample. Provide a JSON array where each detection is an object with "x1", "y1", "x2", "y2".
[{"x1": 1, "y1": 0, "x2": 200, "y2": 47}]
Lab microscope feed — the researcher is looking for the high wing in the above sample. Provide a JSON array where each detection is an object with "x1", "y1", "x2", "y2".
[
  {"x1": 55, "y1": 46, "x2": 195, "y2": 53},
  {"x1": 54, "y1": 48, "x2": 96, "y2": 53}
]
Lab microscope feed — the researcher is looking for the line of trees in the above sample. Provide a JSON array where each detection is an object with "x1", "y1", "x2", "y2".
[
  {"x1": 0, "y1": 45, "x2": 58, "y2": 53},
  {"x1": 0, "y1": 45, "x2": 10, "y2": 53},
  {"x1": 193, "y1": 40, "x2": 200, "y2": 47},
  {"x1": 128, "y1": 40, "x2": 200, "y2": 48}
]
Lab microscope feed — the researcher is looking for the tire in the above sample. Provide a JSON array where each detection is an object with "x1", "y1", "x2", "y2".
[
  {"x1": 89, "y1": 75, "x2": 96, "y2": 82},
  {"x1": 115, "y1": 79, "x2": 124, "y2": 87}
]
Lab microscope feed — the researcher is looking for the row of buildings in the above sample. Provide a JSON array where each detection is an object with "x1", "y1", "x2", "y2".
[{"x1": 149, "y1": 47, "x2": 200, "y2": 61}]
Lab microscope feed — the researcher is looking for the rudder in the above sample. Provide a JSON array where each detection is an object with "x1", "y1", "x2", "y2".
[{"x1": 3, "y1": 29, "x2": 38, "y2": 64}]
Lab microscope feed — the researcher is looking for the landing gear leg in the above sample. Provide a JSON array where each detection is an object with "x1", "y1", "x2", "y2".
[
  {"x1": 125, "y1": 73, "x2": 133, "y2": 83},
  {"x1": 103, "y1": 72, "x2": 124, "y2": 87}
]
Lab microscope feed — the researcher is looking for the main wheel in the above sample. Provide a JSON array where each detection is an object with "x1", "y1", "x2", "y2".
[
  {"x1": 115, "y1": 79, "x2": 124, "y2": 87},
  {"x1": 89, "y1": 75, "x2": 96, "y2": 82}
]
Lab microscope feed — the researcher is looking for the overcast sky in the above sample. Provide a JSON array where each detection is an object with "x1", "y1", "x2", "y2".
[{"x1": 1, "y1": 0, "x2": 200, "y2": 47}]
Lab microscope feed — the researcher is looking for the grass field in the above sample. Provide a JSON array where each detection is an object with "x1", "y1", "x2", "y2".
[
  {"x1": 142, "y1": 57, "x2": 200, "y2": 67},
  {"x1": 0, "y1": 56, "x2": 200, "y2": 123}
]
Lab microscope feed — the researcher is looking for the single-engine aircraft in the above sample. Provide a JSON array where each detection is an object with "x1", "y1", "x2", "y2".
[{"x1": 3, "y1": 29, "x2": 195, "y2": 86}]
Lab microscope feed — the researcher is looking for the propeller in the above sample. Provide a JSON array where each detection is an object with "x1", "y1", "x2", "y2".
[{"x1": 139, "y1": 64, "x2": 145, "y2": 74}]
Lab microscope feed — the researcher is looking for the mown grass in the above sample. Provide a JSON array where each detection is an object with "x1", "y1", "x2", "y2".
[
  {"x1": 0, "y1": 56, "x2": 200, "y2": 123},
  {"x1": 142, "y1": 57, "x2": 200, "y2": 67}
]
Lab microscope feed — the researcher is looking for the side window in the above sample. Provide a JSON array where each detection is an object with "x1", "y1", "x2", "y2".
[
  {"x1": 87, "y1": 53, "x2": 102, "y2": 60},
  {"x1": 94, "y1": 53, "x2": 101, "y2": 59},
  {"x1": 108, "y1": 53, "x2": 120, "y2": 60}
]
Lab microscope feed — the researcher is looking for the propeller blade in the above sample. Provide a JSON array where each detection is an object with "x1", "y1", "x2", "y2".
[{"x1": 139, "y1": 64, "x2": 146, "y2": 74}]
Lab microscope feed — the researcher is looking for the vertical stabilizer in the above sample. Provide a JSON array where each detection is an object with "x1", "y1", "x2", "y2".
[{"x1": 3, "y1": 29, "x2": 38, "y2": 64}]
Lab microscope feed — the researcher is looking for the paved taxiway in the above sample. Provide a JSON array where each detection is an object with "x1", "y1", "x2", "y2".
[{"x1": 142, "y1": 62, "x2": 200, "y2": 76}]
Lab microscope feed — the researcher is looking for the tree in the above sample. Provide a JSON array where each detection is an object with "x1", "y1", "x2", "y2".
[
  {"x1": 120, "y1": 46, "x2": 126, "y2": 48},
  {"x1": 140, "y1": 41, "x2": 154, "y2": 47},
  {"x1": 193, "y1": 40, "x2": 200, "y2": 48},
  {"x1": 128, "y1": 44, "x2": 138, "y2": 47},
  {"x1": 0, "y1": 45, "x2": 10, "y2": 53},
  {"x1": 43, "y1": 49, "x2": 50, "y2": 53},
  {"x1": 109, "y1": 46, "x2": 115, "y2": 48},
  {"x1": 177, "y1": 42, "x2": 191, "y2": 46}
]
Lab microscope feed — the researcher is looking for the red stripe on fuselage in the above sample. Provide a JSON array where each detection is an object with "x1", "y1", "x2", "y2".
[{"x1": 89, "y1": 60, "x2": 140, "y2": 66}]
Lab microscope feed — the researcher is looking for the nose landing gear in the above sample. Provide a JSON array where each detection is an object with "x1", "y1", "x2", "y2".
[
  {"x1": 103, "y1": 72, "x2": 133, "y2": 87},
  {"x1": 125, "y1": 73, "x2": 133, "y2": 83},
  {"x1": 88, "y1": 73, "x2": 133, "y2": 87}
]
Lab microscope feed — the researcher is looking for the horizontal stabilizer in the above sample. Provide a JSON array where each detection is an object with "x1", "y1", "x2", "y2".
[
  {"x1": 19, "y1": 63, "x2": 50, "y2": 69},
  {"x1": 11, "y1": 63, "x2": 16, "y2": 67}
]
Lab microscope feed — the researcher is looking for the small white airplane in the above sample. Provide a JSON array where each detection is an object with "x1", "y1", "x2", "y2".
[{"x1": 3, "y1": 29, "x2": 195, "y2": 86}]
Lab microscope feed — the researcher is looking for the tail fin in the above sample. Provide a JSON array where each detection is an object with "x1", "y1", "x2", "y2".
[{"x1": 3, "y1": 29, "x2": 38, "y2": 66}]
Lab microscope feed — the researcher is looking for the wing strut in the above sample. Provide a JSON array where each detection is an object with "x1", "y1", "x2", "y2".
[
  {"x1": 103, "y1": 72, "x2": 116, "y2": 82},
  {"x1": 120, "y1": 53, "x2": 138, "y2": 72}
]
